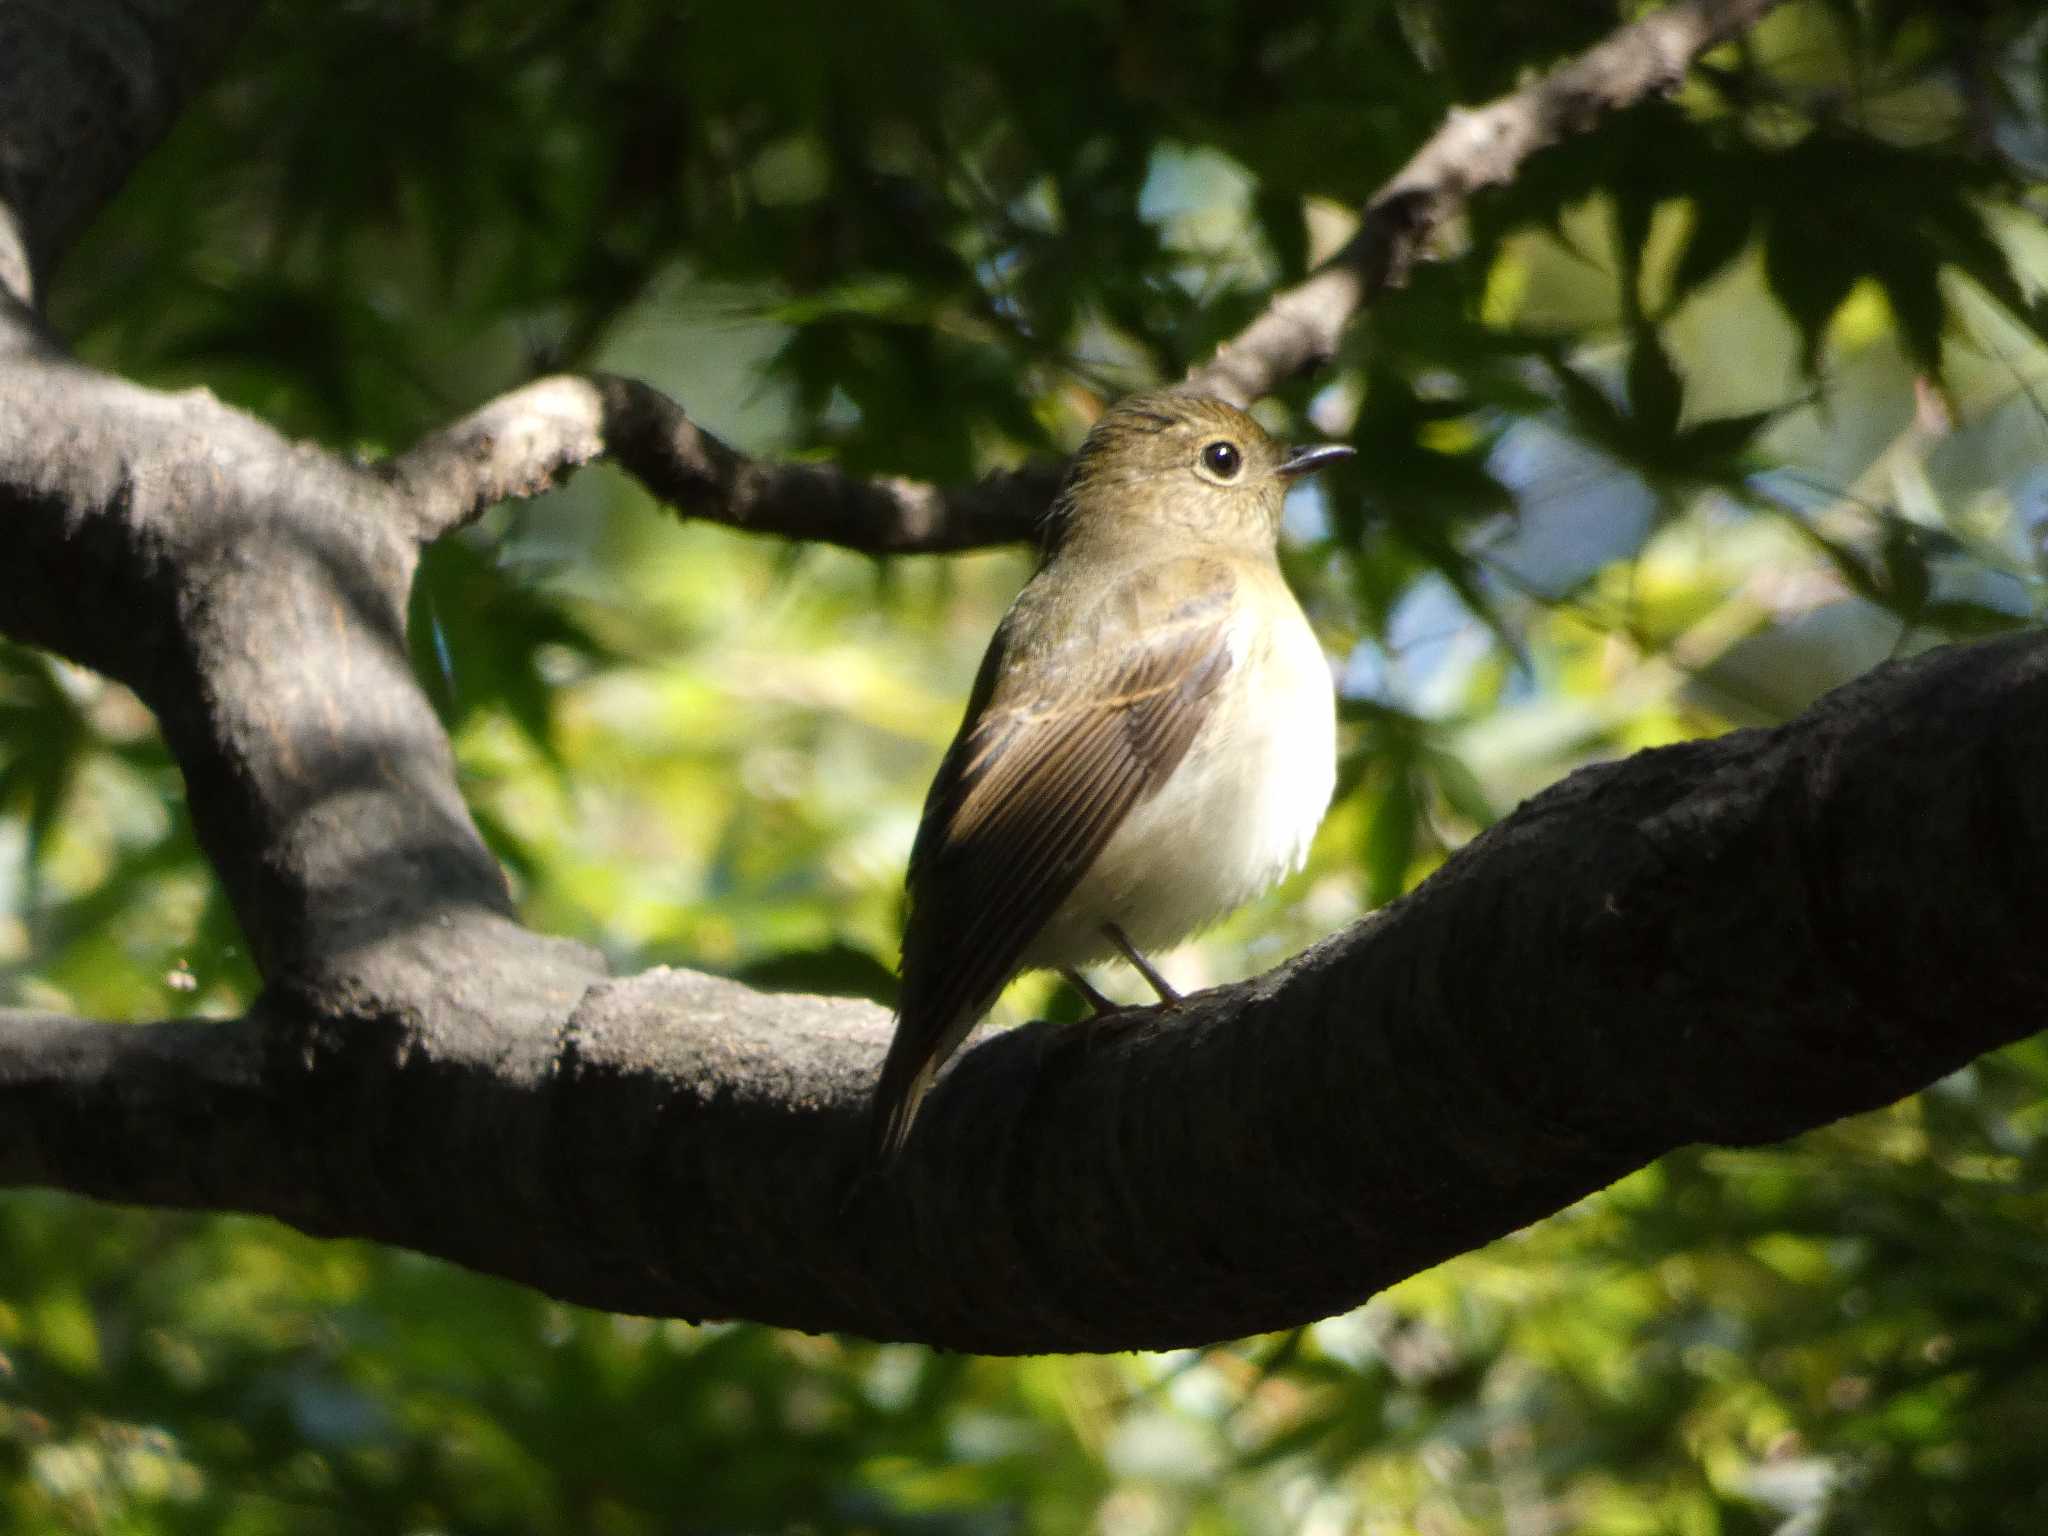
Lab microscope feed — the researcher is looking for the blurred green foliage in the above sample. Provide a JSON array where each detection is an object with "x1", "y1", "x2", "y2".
[{"x1": 4, "y1": 0, "x2": 2048, "y2": 1530}]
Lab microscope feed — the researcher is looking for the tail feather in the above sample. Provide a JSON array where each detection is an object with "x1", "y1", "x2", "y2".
[
  {"x1": 864, "y1": 997, "x2": 983, "y2": 1166},
  {"x1": 866, "y1": 1050, "x2": 937, "y2": 1165}
]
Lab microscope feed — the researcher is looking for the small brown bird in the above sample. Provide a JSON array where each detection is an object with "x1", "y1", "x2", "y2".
[{"x1": 868, "y1": 391, "x2": 1350, "y2": 1161}]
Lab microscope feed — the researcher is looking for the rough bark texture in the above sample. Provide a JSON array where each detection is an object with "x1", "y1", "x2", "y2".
[
  {"x1": 5, "y1": 632, "x2": 2046, "y2": 1351},
  {"x1": 7, "y1": 0, "x2": 2024, "y2": 1357},
  {"x1": 390, "y1": 374, "x2": 1063, "y2": 554}
]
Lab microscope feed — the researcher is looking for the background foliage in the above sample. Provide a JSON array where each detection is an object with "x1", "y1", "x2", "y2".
[{"x1": 4, "y1": 1, "x2": 2047, "y2": 1530}]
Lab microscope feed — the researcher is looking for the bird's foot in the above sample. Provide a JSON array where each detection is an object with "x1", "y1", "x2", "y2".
[
  {"x1": 1104, "y1": 923, "x2": 1181, "y2": 1006},
  {"x1": 1060, "y1": 967, "x2": 1119, "y2": 1016}
]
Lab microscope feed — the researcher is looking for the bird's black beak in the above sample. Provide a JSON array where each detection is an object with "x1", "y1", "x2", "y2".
[{"x1": 1278, "y1": 442, "x2": 1354, "y2": 479}]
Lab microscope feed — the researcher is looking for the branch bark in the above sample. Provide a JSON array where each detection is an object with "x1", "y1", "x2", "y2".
[
  {"x1": 10, "y1": 0, "x2": 1993, "y2": 1358},
  {"x1": 5, "y1": 632, "x2": 2045, "y2": 1352},
  {"x1": 387, "y1": 374, "x2": 1060, "y2": 553}
]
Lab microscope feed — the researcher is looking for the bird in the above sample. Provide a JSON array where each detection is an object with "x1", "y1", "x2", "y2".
[{"x1": 866, "y1": 390, "x2": 1351, "y2": 1162}]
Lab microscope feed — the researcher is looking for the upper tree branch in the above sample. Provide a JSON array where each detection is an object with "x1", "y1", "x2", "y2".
[
  {"x1": 1184, "y1": 0, "x2": 1787, "y2": 405},
  {"x1": 0, "y1": 0, "x2": 1788, "y2": 581},
  {"x1": 387, "y1": 374, "x2": 1060, "y2": 553},
  {"x1": 4, "y1": 633, "x2": 2045, "y2": 1352},
  {"x1": 385, "y1": 0, "x2": 1789, "y2": 549}
]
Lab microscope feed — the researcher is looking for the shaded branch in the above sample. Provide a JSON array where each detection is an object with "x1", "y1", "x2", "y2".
[
  {"x1": 4, "y1": 633, "x2": 2045, "y2": 1352},
  {"x1": 0, "y1": 336, "x2": 518, "y2": 976},
  {"x1": 0, "y1": 0, "x2": 257, "y2": 308},
  {"x1": 389, "y1": 374, "x2": 1060, "y2": 553},
  {"x1": 1184, "y1": 0, "x2": 1788, "y2": 405}
]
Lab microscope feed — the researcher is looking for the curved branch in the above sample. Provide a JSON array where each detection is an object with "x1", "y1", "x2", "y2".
[
  {"x1": 4, "y1": 633, "x2": 2045, "y2": 1352},
  {"x1": 1184, "y1": 0, "x2": 1787, "y2": 405},
  {"x1": 389, "y1": 374, "x2": 1061, "y2": 553},
  {"x1": 371, "y1": 0, "x2": 1788, "y2": 549}
]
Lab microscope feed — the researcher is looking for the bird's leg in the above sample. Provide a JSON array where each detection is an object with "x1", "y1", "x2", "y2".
[
  {"x1": 1061, "y1": 967, "x2": 1119, "y2": 1016},
  {"x1": 1104, "y1": 923, "x2": 1181, "y2": 1005}
]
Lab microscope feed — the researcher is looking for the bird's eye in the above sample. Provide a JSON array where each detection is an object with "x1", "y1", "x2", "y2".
[{"x1": 1200, "y1": 440, "x2": 1242, "y2": 479}]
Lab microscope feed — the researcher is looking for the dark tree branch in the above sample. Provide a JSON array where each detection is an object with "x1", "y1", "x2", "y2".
[
  {"x1": 0, "y1": 334, "x2": 516, "y2": 978},
  {"x1": 388, "y1": 374, "x2": 1060, "y2": 553},
  {"x1": 4, "y1": 633, "x2": 2045, "y2": 1352},
  {"x1": 1184, "y1": 0, "x2": 1788, "y2": 405},
  {"x1": 0, "y1": 0, "x2": 256, "y2": 308}
]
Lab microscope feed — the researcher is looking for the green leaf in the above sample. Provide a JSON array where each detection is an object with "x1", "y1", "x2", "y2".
[
  {"x1": 1626, "y1": 329, "x2": 1684, "y2": 448},
  {"x1": 1669, "y1": 204, "x2": 1752, "y2": 309},
  {"x1": 1425, "y1": 747, "x2": 1498, "y2": 830},
  {"x1": 1364, "y1": 768, "x2": 1419, "y2": 908},
  {"x1": 1878, "y1": 520, "x2": 1930, "y2": 619},
  {"x1": 1673, "y1": 409, "x2": 1780, "y2": 482},
  {"x1": 1918, "y1": 598, "x2": 2028, "y2": 638},
  {"x1": 0, "y1": 648, "x2": 86, "y2": 886}
]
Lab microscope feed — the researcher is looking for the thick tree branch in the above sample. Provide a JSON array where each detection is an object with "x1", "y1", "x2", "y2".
[
  {"x1": 0, "y1": 338, "x2": 518, "y2": 977},
  {"x1": 1184, "y1": 0, "x2": 1788, "y2": 405},
  {"x1": 4, "y1": 633, "x2": 2045, "y2": 1352}
]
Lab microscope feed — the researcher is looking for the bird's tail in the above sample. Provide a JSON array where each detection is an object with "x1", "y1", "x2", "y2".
[
  {"x1": 865, "y1": 1045, "x2": 938, "y2": 1166},
  {"x1": 865, "y1": 992, "x2": 985, "y2": 1166}
]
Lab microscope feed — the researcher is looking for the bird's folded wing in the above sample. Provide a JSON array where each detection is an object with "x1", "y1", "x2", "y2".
[{"x1": 896, "y1": 561, "x2": 1239, "y2": 1041}]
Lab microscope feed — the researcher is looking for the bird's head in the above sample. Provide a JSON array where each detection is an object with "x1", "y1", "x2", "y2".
[{"x1": 1044, "y1": 391, "x2": 1352, "y2": 557}]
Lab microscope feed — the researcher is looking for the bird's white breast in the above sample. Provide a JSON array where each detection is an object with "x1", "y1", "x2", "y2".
[{"x1": 1022, "y1": 593, "x2": 1336, "y2": 969}]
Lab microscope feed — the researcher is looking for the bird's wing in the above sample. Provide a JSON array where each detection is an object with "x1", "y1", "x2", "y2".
[{"x1": 868, "y1": 557, "x2": 1239, "y2": 1160}]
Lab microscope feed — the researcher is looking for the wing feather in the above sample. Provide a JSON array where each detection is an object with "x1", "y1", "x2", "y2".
[{"x1": 867, "y1": 558, "x2": 1238, "y2": 1160}]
